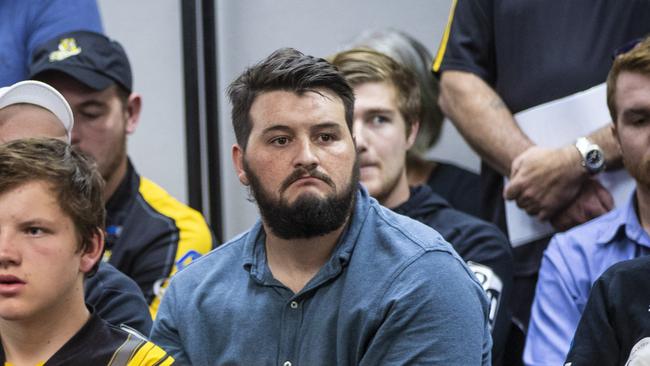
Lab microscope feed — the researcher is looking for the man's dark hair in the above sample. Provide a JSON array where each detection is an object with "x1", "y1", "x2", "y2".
[
  {"x1": 0, "y1": 138, "x2": 105, "y2": 267},
  {"x1": 227, "y1": 48, "x2": 355, "y2": 150}
]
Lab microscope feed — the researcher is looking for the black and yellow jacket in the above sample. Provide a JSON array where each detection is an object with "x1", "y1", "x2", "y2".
[
  {"x1": 1, "y1": 312, "x2": 174, "y2": 365},
  {"x1": 104, "y1": 160, "x2": 215, "y2": 317}
]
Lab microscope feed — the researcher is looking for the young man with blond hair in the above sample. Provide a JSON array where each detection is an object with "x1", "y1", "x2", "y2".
[{"x1": 329, "y1": 48, "x2": 513, "y2": 364}]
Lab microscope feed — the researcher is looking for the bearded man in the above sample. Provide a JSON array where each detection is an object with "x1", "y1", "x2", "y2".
[{"x1": 150, "y1": 47, "x2": 492, "y2": 365}]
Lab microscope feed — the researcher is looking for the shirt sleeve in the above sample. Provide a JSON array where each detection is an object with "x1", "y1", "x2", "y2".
[
  {"x1": 85, "y1": 262, "x2": 153, "y2": 335},
  {"x1": 26, "y1": 0, "x2": 103, "y2": 59},
  {"x1": 524, "y1": 236, "x2": 585, "y2": 365},
  {"x1": 432, "y1": 0, "x2": 496, "y2": 84},
  {"x1": 359, "y1": 251, "x2": 492, "y2": 365},
  {"x1": 150, "y1": 281, "x2": 192, "y2": 365},
  {"x1": 564, "y1": 273, "x2": 619, "y2": 366}
]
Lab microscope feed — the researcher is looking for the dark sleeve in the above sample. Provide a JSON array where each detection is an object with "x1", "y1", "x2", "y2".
[
  {"x1": 427, "y1": 163, "x2": 481, "y2": 218},
  {"x1": 564, "y1": 271, "x2": 619, "y2": 366},
  {"x1": 455, "y1": 219, "x2": 513, "y2": 365},
  {"x1": 432, "y1": 0, "x2": 496, "y2": 84},
  {"x1": 85, "y1": 262, "x2": 153, "y2": 335}
]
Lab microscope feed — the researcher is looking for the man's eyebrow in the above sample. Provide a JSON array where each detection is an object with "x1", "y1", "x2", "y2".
[
  {"x1": 20, "y1": 218, "x2": 56, "y2": 227},
  {"x1": 261, "y1": 122, "x2": 344, "y2": 136},
  {"x1": 362, "y1": 108, "x2": 395, "y2": 115},
  {"x1": 261, "y1": 125, "x2": 293, "y2": 135},
  {"x1": 311, "y1": 122, "x2": 343, "y2": 132}
]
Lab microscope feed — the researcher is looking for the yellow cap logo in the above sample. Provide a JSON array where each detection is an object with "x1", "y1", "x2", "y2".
[{"x1": 49, "y1": 38, "x2": 82, "y2": 62}]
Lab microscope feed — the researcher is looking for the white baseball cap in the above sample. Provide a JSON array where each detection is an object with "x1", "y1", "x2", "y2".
[{"x1": 0, "y1": 80, "x2": 74, "y2": 142}]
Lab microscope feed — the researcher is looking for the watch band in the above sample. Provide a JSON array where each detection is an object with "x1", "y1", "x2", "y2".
[{"x1": 575, "y1": 137, "x2": 605, "y2": 174}]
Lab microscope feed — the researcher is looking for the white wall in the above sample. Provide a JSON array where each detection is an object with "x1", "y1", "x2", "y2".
[
  {"x1": 217, "y1": 0, "x2": 479, "y2": 240},
  {"x1": 98, "y1": 0, "x2": 188, "y2": 204}
]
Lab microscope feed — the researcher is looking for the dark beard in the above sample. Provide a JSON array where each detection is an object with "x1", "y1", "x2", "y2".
[{"x1": 244, "y1": 157, "x2": 359, "y2": 239}]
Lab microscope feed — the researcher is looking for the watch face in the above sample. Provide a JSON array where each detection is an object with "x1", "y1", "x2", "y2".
[{"x1": 586, "y1": 149, "x2": 604, "y2": 171}]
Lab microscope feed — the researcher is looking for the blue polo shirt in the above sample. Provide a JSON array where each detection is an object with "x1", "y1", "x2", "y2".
[
  {"x1": 525, "y1": 191, "x2": 650, "y2": 366},
  {"x1": 151, "y1": 187, "x2": 492, "y2": 365}
]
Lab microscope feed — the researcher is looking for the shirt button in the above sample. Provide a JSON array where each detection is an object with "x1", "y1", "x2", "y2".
[
  {"x1": 283, "y1": 362, "x2": 292, "y2": 366},
  {"x1": 290, "y1": 301, "x2": 299, "y2": 309}
]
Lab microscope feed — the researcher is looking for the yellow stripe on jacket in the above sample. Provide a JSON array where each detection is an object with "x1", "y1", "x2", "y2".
[{"x1": 139, "y1": 177, "x2": 213, "y2": 318}]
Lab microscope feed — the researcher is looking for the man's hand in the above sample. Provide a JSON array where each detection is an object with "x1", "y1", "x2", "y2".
[
  {"x1": 504, "y1": 145, "x2": 586, "y2": 220},
  {"x1": 550, "y1": 179, "x2": 614, "y2": 231}
]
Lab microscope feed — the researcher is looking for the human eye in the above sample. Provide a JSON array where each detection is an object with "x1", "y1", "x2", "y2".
[
  {"x1": 269, "y1": 136, "x2": 291, "y2": 146},
  {"x1": 370, "y1": 114, "x2": 390, "y2": 125},
  {"x1": 78, "y1": 105, "x2": 105, "y2": 121},
  {"x1": 81, "y1": 111, "x2": 101, "y2": 120},
  {"x1": 631, "y1": 116, "x2": 648, "y2": 126},
  {"x1": 317, "y1": 133, "x2": 338, "y2": 143},
  {"x1": 624, "y1": 110, "x2": 650, "y2": 127},
  {"x1": 24, "y1": 226, "x2": 47, "y2": 237}
]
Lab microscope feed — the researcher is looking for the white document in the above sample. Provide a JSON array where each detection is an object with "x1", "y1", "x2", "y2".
[{"x1": 505, "y1": 83, "x2": 635, "y2": 246}]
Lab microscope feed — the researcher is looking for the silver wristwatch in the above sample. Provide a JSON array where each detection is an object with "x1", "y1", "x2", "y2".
[{"x1": 574, "y1": 137, "x2": 605, "y2": 175}]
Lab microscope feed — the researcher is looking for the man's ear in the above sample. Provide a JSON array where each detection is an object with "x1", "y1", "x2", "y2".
[
  {"x1": 79, "y1": 229, "x2": 104, "y2": 274},
  {"x1": 124, "y1": 93, "x2": 142, "y2": 135},
  {"x1": 406, "y1": 119, "x2": 420, "y2": 149},
  {"x1": 232, "y1": 144, "x2": 250, "y2": 186}
]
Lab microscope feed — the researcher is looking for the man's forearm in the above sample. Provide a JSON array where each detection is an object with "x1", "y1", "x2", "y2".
[{"x1": 438, "y1": 70, "x2": 533, "y2": 176}]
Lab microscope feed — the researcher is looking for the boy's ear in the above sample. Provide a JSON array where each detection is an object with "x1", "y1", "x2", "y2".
[
  {"x1": 80, "y1": 229, "x2": 104, "y2": 274},
  {"x1": 406, "y1": 120, "x2": 420, "y2": 149}
]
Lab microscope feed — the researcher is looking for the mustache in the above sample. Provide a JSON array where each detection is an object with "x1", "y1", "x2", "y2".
[{"x1": 280, "y1": 166, "x2": 335, "y2": 192}]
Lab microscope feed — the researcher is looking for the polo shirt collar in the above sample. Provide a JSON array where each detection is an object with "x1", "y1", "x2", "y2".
[{"x1": 242, "y1": 185, "x2": 371, "y2": 290}]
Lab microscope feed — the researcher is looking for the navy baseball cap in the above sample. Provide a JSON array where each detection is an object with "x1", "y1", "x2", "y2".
[{"x1": 29, "y1": 31, "x2": 133, "y2": 93}]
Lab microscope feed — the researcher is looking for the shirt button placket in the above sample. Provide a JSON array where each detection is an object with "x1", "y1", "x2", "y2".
[{"x1": 279, "y1": 299, "x2": 302, "y2": 366}]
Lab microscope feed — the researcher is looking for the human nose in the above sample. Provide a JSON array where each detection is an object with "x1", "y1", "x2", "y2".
[
  {"x1": 0, "y1": 231, "x2": 21, "y2": 268},
  {"x1": 352, "y1": 120, "x2": 367, "y2": 152},
  {"x1": 293, "y1": 138, "x2": 319, "y2": 169}
]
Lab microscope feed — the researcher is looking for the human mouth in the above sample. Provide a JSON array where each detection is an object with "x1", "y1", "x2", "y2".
[
  {"x1": 0, "y1": 275, "x2": 26, "y2": 296},
  {"x1": 359, "y1": 160, "x2": 378, "y2": 174},
  {"x1": 294, "y1": 176, "x2": 322, "y2": 184},
  {"x1": 281, "y1": 168, "x2": 335, "y2": 191}
]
